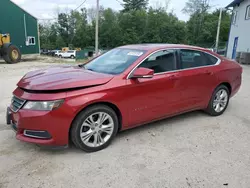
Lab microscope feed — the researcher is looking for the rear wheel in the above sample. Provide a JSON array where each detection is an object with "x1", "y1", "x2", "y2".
[
  {"x1": 70, "y1": 105, "x2": 119, "y2": 152},
  {"x1": 206, "y1": 85, "x2": 230, "y2": 116},
  {"x1": 3, "y1": 44, "x2": 21, "y2": 64},
  {"x1": 70, "y1": 55, "x2": 75, "y2": 59}
]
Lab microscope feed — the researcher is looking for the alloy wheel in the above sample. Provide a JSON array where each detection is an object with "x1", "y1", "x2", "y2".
[
  {"x1": 80, "y1": 112, "x2": 114, "y2": 147},
  {"x1": 213, "y1": 89, "x2": 228, "y2": 113}
]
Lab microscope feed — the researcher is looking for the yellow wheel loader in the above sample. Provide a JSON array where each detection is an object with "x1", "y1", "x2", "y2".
[{"x1": 0, "y1": 33, "x2": 21, "y2": 64}]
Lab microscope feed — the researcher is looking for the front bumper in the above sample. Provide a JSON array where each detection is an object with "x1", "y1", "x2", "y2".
[
  {"x1": 6, "y1": 105, "x2": 73, "y2": 146},
  {"x1": 6, "y1": 107, "x2": 18, "y2": 132}
]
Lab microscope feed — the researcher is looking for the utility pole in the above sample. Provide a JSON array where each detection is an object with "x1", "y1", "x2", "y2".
[
  {"x1": 215, "y1": 8, "x2": 223, "y2": 52},
  {"x1": 95, "y1": 0, "x2": 99, "y2": 56}
]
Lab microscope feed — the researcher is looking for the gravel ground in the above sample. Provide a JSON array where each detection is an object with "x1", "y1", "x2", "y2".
[{"x1": 0, "y1": 60, "x2": 250, "y2": 188}]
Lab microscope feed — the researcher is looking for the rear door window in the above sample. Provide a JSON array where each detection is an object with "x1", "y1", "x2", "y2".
[
  {"x1": 203, "y1": 53, "x2": 219, "y2": 65},
  {"x1": 179, "y1": 49, "x2": 217, "y2": 69}
]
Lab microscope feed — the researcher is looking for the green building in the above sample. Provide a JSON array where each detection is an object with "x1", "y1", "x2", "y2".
[{"x1": 0, "y1": 0, "x2": 40, "y2": 54}]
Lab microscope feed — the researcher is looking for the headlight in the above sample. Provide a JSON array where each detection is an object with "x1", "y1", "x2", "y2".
[{"x1": 23, "y1": 100, "x2": 64, "y2": 111}]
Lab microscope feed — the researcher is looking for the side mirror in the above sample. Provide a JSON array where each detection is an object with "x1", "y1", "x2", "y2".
[{"x1": 131, "y1": 67, "x2": 154, "y2": 79}]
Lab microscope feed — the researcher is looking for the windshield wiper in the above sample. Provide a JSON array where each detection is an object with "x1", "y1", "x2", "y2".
[
  {"x1": 78, "y1": 64, "x2": 93, "y2": 71},
  {"x1": 78, "y1": 64, "x2": 84, "y2": 68},
  {"x1": 86, "y1": 68, "x2": 94, "y2": 72}
]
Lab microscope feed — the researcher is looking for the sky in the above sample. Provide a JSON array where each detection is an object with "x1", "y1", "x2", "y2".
[{"x1": 12, "y1": 0, "x2": 233, "y2": 21}]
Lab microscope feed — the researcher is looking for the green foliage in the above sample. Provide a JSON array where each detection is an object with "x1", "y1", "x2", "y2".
[
  {"x1": 186, "y1": 9, "x2": 231, "y2": 48},
  {"x1": 182, "y1": 0, "x2": 210, "y2": 15},
  {"x1": 39, "y1": 3, "x2": 231, "y2": 50},
  {"x1": 39, "y1": 24, "x2": 57, "y2": 49},
  {"x1": 57, "y1": 13, "x2": 70, "y2": 46},
  {"x1": 123, "y1": 0, "x2": 149, "y2": 12},
  {"x1": 99, "y1": 8, "x2": 121, "y2": 47},
  {"x1": 56, "y1": 35, "x2": 66, "y2": 49},
  {"x1": 182, "y1": 0, "x2": 230, "y2": 48}
]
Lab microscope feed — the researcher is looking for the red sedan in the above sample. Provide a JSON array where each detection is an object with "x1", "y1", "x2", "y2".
[{"x1": 6, "y1": 44, "x2": 242, "y2": 152}]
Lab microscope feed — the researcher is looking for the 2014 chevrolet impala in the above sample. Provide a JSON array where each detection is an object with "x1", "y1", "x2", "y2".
[{"x1": 6, "y1": 44, "x2": 242, "y2": 152}]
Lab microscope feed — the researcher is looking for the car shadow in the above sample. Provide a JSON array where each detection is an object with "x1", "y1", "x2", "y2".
[
  {"x1": 37, "y1": 110, "x2": 207, "y2": 154},
  {"x1": 117, "y1": 110, "x2": 205, "y2": 137}
]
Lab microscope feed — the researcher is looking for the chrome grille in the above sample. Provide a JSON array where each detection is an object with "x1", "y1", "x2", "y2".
[{"x1": 11, "y1": 96, "x2": 26, "y2": 112}]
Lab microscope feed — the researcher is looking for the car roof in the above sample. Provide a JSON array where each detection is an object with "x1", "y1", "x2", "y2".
[{"x1": 119, "y1": 43, "x2": 207, "y2": 51}]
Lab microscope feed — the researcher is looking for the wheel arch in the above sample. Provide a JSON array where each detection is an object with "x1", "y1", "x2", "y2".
[
  {"x1": 205, "y1": 82, "x2": 232, "y2": 116},
  {"x1": 205, "y1": 82, "x2": 232, "y2": 109},
  {"x1": 69, "y1": 101, "x2": 123, "y2": 142},
  {"x1": 218, "y1": 82, "x2": 232, "y2": 95}
]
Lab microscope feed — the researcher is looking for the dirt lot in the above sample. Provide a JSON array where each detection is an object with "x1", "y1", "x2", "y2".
[{"x1": 0, "y1": 59, "x2": 250, "y2": 188}]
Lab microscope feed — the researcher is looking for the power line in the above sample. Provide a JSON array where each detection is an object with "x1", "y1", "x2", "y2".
[
  {"x1": 115, "y1": 0, "x2": 124, "y2": 6},
  {"x1": 74, "y1": 0, "x2": 87, "y2": 11}
]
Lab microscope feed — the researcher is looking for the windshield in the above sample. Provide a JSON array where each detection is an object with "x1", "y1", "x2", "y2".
[{"x1": 84, "y1": 48, "x2": 146, "y2": 75}]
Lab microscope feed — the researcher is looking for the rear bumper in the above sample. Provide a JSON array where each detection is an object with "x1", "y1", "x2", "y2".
[{"x1": 6, "y1": 105, "x2": 74, "y2": 146}]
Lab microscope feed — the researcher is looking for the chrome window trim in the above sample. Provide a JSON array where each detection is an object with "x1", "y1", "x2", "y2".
[
  {"x1": 23, "y1": 130, "x2": 50, "y2": 139},
  {"x1": 127, "y1": 47, "x2": 221, "y2": 79}
]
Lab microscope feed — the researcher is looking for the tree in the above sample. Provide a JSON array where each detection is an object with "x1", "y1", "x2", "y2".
[
  {"x1": 39, "y1": 23, "x2": 57, "y2": 49},
  {"x1": 122, "y1": 0, "x2": 149, "y2": 12},
  {"x1": 39, "y1": 2, "x2": 230, "y2": 51},
  {"x1": 182, "y1": 0, "x2": 211, "y2": 46},
  {"x1": 72, "y1": 8, "x2": 94, "y2": 48},
  {"x1": 182, "y1": 0, "x2": 211, "y2": 15},
  {"x1": 39, "y1": 24, "x2": 48, "y2": 49},
  {"x1": 99, "y1": 8, "x2": 121, "y2": 48},
  {"x1": 56, "y1": 35, "x2": 66, "y2": 49},
  {"x1": 186, "y1": 9, "x2": 231, "y2": 47},
  {"x1": 142, "y1": 7, "x2": 186, "y2": 44},
  {"x1": 57, "y1": 13, "x2": 70, "y2": 46}
]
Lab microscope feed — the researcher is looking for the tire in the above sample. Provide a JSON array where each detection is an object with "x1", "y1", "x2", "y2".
[
  {"x1": 70, "y1": 55, "x2": 75, "y2": 59},
  {"x1": 206, "y1": 85, "x2": 230, "y2": 116},
  {"x1": 3, "y1": 44, "x2": 21, "y2": 64},
  {"x1": 59, "y1": 55, "x2": 62, "y2": 58},
  {"x1": 70, "y1": 105, "x2": 119, "y2": 152}
]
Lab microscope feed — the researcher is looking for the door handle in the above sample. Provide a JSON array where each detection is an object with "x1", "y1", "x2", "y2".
[
  {"x1": 168, "y1": 75, "x2": 179, "y2": 80},
  {"x1": 204, "y1": 70, "x2": 213, "y2": 75}
]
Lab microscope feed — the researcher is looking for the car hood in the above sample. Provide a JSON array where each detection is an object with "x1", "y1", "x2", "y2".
[{"x1": 17, "y1": 66, "x2": 114, "y2": 91}]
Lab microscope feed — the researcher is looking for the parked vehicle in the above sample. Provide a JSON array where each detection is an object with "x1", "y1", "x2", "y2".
[
  {"x1": 40, "y1": 49, "x2": 49, "y2": 55},
  {"x1": 58, "y1": 50, "x2": 76, "y2": 59},
  {"x1": 57, "y1": 51, "x2": 64, "y2": 58},
  {"x1": 47, "y1": 50, "x2": 60, "y2": 56},
  {"x1": 54, "y1": 50, "x2": 61, "y2": 57},
  {"x1": 47, "y1": 50, "x2": 55, "y2": 56},
  {"x1": 0, "y1": 33, "x2": 21, "y2": 64},
  {"x1": 6, "y1": 44, "x2": 242, "y2": 152}
]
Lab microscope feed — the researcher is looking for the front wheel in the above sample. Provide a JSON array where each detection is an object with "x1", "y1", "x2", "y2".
[
  {"x1": 206, "y1": 85, "x2": 230, "y2": 116},
  {"x1": 70, "y1": 105, "x2": 119, "y2": 152}
]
